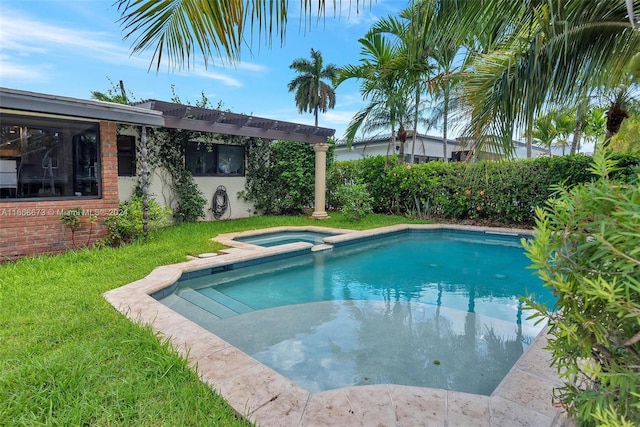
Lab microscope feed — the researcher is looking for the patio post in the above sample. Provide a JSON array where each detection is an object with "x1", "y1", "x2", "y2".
[{"x1": 312, "y1": 143, "x2": 329, "y2": 219}]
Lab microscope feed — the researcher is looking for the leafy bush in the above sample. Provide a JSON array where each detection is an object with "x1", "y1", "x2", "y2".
[
  {"x1": 59, "y1": 207, "x2": 98, "y2": 248},
  {"x1": 241, "y1": 140, "x2": 316, "y2": 214},
  {"x1": 327, "y1": 154, "x2": 640, "y2": 225},
  {"x1": 102, "y1": 196, "x2": 172, "y2": 246},
  {"x1": 523, "y1": 149, "x2": 640, "y2": 426},
  {"x1": 335, "y1": 182, "x2": 373, "y2": 221}
]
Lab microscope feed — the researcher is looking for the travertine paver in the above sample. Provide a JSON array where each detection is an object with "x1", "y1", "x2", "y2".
[
  {"x1": 103, "y1": 225, "x2": 568, "y2": 427},
  {"x1": 447, "y1": 391, "x2": 491, "y2": 427}
]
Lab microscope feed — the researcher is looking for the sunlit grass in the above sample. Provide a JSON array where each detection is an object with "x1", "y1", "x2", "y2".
[{"x1": 0, "y1": 213, "x2": 429, "y2": 426}]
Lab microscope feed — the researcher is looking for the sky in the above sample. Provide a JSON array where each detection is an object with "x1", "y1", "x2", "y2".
[{"x1": 0, "y1": 0, "x2": 409, "y2": 141}]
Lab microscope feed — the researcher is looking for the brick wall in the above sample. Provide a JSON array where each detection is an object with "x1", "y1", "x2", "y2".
[{"x1": 0, "y1": 121, "x2": 119, "y2": 260}]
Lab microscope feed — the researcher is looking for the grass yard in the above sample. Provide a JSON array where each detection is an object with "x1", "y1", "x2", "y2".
[{"x1": 0, "y1": 213, "x2": 430, "y2": 426}]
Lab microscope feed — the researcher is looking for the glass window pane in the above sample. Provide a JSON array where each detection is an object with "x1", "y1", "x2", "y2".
[
  {"x1": 0, "y1": 113, "x2": 100, "y2": 199},
  {"x1": 117, "y1": 135, "x2": 136, "y2": 176},
  {"x1": 217, "y1": 144, "x2": 244, "y2": 175},
  {"x1": 186, "y1": 142, "x2": 216, "y2": 176}
]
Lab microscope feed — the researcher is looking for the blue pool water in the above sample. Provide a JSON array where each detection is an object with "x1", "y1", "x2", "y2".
[
  {"x1": 158, "y1": 230, "x2": 553, "y2": 395},
  {"x1": 233, "y1": 230, "x2": 336, "y2": 247}
]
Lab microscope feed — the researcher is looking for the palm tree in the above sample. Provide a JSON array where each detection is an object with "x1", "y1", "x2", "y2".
[
  {"x1": 335, "y1": 31, "x2": 413, "y2": 162},
  {"x1": 116, "y1": 0, "x2": 372, "y2": 69},
  {"x1": 90, "y1": 79, "x2": 131, "y2": 104},
  {"x1": 460, "y1": 0, "x2": 640, "y2": 159},
  {"x1": 524, "y1": 113, "x2": 558, "y2": 156},
  {"x1": 287, "y1": 49, "x2": 338, "y2": 127}
]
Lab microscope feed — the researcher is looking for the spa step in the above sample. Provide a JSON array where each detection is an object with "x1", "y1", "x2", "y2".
[
  {"x1": 197, "y1": 287, "x2": 254, "y2": 314},
  {"x1": 177, "y1": 289, "x2": 240, "y2": 319},
  {"x1": 159, "y1": 293, "x2": 227, "y2": 322}
]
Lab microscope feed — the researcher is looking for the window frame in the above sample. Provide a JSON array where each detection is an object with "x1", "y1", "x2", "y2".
[{"x1": 185, "y1": 141, "x2": 245, "y2": 177}]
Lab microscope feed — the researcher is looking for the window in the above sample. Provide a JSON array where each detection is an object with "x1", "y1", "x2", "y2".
[
  {"x1": 186, "y1": 142, "x2": 244, "y2": 176},
  {"x1": 117, "y1": 135, "x2": 136, "y2": 176},
  {"x1": 0, "y1": 113, "x2": 100, "y2": 199}
]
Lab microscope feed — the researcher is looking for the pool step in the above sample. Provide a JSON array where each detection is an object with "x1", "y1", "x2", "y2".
[
  {"x1": 177, "y1": 289, "x2": 241, "y2": 319},
  {"x1": 197, "y1": 287, "x2": 254, "y2": 315}
]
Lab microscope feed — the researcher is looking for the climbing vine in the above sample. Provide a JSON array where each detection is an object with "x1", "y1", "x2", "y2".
[{"x1": 240, "y1": 139, "x2": 335, "y2": 214}]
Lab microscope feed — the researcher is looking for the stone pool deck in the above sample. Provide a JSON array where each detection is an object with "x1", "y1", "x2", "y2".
[{"x1": 104, "y1": 224, "x2": 569, "y2": 426}]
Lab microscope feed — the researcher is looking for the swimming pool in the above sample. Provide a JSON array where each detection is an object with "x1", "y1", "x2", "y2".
[
  {"x1": 233, "y1": 230, "x2": 338, "y2": 247},
  {"x1": 105, "y1": 224, "x2": 565, "y2": 425},
  {"x1": 156, "y1": 228, "x2": 552, "y2": 395}
]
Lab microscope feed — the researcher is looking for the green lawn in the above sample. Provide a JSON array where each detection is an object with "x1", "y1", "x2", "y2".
[{"x1": 0, "y1": 214, "x2": 430, "y2": 426}]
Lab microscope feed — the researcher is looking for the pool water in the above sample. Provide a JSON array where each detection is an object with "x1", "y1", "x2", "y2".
[
  {"x1": 233, "y1": 230, "x2": 336, "y2": 247},
  {"x1": 158, "y1": 230, "x2": 552, "y2": 395}
]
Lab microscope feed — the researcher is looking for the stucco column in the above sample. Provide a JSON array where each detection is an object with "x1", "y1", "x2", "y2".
[{"x1": 312, "y1": 143, "x2": 329, "y2": 220}]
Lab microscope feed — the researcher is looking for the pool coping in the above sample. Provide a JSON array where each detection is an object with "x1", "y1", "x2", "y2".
[{"x1": 104, "y1": 224, "x2": 569, "y2": 426}]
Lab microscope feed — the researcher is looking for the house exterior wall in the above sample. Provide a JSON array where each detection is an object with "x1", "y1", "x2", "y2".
[
  {"x1": 0, "y1": 121, "x2": 119, "y2": 260},
  {"x1": 335, "y1": 135, "x2": 547, "y2": 161},
  {"x1": 335, "y1": 136, "x2": 462, "y2": 161},
  {"x1": 118, "y1": 173, "x2": 253, "y2": 221}
]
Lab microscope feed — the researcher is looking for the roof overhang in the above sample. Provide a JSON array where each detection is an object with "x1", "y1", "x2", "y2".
[
  {"x1": 134, "y1": 99, "x2": 335, "y2": 144},
  {"x1": 0, "y1": 87, "x2": 164, "y2": 126}
]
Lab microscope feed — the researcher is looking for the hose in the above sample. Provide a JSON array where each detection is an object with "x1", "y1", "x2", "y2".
[{"x1": 211, "y1": 185, "x2": 230, "y2": 219}]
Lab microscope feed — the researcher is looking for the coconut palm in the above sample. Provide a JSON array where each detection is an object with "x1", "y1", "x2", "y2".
[
  {"x1": 287, "y1": 49, "x2": 338, "y2": 127},
  {"x1": 461, "y1": 0, "x2": 640, "y2": 159},
  {"x1": 335, "y1": 31, "x2": 414, "y2": 162},
  {"x1": 116, "y1": 0, "x2": 371, "y2": 69}
]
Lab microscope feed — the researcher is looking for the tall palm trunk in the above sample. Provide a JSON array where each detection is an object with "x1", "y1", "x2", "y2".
[
  {"x1": 410, "y1": 85, "x2": 421, "y2": 163},
  {"x1": 570, "y1": 118, "x2": 582, "y2": 154},
  {"x1": 443, "y1": 86, "x2": 449, "y2": 162}
]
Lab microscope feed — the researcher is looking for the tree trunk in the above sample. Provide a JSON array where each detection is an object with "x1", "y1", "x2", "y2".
[
  {"x1": 570, "y1": 112, "x2": 583, "y2": 154},
  {"x1": 398, "y1": 125, "x2": 407, "y2": 164},
  {"x1": 443, "y1": 88, "x2": 449, "y2": 163},
  {"x1": 410, "y1": 85, "x2": 421, "y2": 163}
]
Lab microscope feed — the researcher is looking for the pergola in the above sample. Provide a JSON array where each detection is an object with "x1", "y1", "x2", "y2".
[{"x1": 134, "y1": 99, "x2": 335, "y2": 219}]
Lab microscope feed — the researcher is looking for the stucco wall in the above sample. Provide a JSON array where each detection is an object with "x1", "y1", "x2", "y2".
[
  {"x1": 118, "y1": 170, "x2": 254, "y2": 221},
  {"x1": 0, "y1": 121, "x2": 118, "y2": 260}
]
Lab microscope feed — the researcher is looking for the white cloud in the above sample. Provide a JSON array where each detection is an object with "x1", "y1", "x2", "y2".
[
  {"x1": 189, "y1": 68, "x2": 243, "y2": 88},
  {"x1": 0, "y1": 57, "x2": 52, "y2": 83},
  {"x1": 0, "y1": 8, "x2": 153, "y2": 70}
]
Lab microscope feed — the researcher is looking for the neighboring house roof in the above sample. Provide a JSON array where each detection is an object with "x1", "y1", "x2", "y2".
[
  {"x1": 336, "y1": 133, "x2": 448, "y2": 147},
  {"x1": 337, "y1": 132, "x2": 546, "y2": 152},
  {"x1": 0, "y1": 88, "x2": 335, "y2": 145},
  {"x1": 134, "y1": 100, "x2": 335, "y2": 144},
  {"x1": 0, "y1": 87, "x2": 164, "y2": 126}
]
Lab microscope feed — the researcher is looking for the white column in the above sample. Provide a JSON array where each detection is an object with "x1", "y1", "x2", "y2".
[{"x1": 312, "y1": 143, "x2": 329, "y2": 220}]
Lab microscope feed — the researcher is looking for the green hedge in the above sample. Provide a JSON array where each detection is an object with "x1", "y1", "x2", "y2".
[{"x1": 327, "y1": 154, "x2": 640, "y2": 226}]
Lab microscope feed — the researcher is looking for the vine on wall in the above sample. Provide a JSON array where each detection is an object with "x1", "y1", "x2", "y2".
[{"x1": 240, "y1": 139, "x2": 335, "y2": 215}]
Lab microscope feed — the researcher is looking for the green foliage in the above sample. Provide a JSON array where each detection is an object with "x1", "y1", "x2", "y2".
[
  {"x1": 59, "y1": 207, "x2": 82, "y2": 232},
  {"x1": 59, "y1": 207, "x2": 98, "y2": 248},
  {"x1": 328, "y1": 154, "x2": 640, "y2": 226},
  {"x1": 240, "y1": 139, "x2": 316, "y2": 214},
  {"x1": 146, "y1": 127, "x2": 207, "y2": 223},
  {"x1": 102, "y1": 195, "x2": 172, "y2": 246},
  {"x1": 523, "y1": 149, "x2": 640, "y2": 426},
  {"x1": 336, "y1": 182, "x2": 373, "y2": 221}
]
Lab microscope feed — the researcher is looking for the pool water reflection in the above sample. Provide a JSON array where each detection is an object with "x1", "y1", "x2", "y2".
[{"x1": 157, "y1": 230, "x2": 552, "y2": 395}]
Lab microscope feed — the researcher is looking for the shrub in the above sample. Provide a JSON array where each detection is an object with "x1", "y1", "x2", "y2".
[
  {"x1": 523, "y1": 149, "x2": 640, "y2": 426},
  {"x1": 241, "y1": 140, "x2": 317, "y2": 215},
  {"x1": 336, "y1": 183, "x2": 373, "y2": 221},
  {"x1": 59, "y1": 207, "x2": 98, "y2": 248},
  {"x1": 102, "y1": 196, "x2": 172, "y2": 246},
  {"x1": 327, "y1": 154, "x2": 640, "y2": 226}
]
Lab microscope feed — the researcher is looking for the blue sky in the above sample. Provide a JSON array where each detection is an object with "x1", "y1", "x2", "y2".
[{"x1": 0, "y1": 0, "x2": 408, "y2": 140}]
